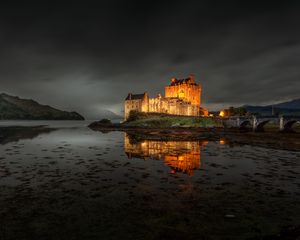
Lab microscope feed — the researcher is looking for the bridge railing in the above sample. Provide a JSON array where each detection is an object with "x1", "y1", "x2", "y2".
[{"x1": 222, "y1": 115, "x2": 300, "y2": 132}]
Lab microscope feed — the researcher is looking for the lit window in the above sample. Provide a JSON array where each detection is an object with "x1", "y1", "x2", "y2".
[{"x1": 219, "y1": 110, "x2": 225, "y2": 117}]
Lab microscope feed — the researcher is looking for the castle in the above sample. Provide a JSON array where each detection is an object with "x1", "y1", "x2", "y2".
[{"x1": 124, "y1": 74, "x2": 208, "y2": 120}]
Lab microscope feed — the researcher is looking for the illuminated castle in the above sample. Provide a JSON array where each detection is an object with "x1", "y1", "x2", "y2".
[{"x1": 124, "y1": 74, "x2": 208, "y2": 120}]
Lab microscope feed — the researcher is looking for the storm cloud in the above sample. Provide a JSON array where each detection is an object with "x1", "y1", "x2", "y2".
[{"x1": 0, "y1": 1, "x2": 299, "y2": 118}]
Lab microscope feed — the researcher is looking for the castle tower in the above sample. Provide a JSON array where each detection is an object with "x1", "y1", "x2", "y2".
[{"x1": 165, "y1": 74, "x2": 201, "y2": 106}]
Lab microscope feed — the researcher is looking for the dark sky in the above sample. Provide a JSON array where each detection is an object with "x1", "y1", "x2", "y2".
[{"x1": 0, "y1": 1, "x2": 299, "y2": 118}]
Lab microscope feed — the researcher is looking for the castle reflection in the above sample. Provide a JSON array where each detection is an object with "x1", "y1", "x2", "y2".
[{"x1": 124, "y1": 133, "x2": 209, "y2": 176}]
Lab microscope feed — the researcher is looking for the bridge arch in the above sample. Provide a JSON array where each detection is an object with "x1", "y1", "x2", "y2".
[
  {"x1": 240, "y1": 120, "x2": 251, "y2": 129},
  {"x1": 255, "y1": 120, "x2": 270, "y2": 132},
  {"x1": 283, "y1": 120, "x2": 300, "y2": 132}
]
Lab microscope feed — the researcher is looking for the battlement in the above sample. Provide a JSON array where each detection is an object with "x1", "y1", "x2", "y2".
[{"x1": 170, "y1": 74, "x2": 197, "y2": 86}]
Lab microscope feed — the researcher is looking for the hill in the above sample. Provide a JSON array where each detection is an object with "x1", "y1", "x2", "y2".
[
  {"x1": 96, "y1": 109, "x2": 122, "y2": 120},
  {"x1": 243, "y1": 98, "x2": 300, "y2": 116},
  {"x1": 86, "y1": 109, "x2": 122, "y2": 120},
  {"x1": 270, "y1": 98, "x2": 300, "y2": 109},
  {"x1": 0, "y1": 93, "x2": 84, "y2": 120}
]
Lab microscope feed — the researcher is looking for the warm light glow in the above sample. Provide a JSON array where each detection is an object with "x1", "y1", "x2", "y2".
[
  {"x1": 124, "y1": 134, "x2": 206, "y2": 176},
  {"x1": 219, "y1": 110, "x2": 225, "y2": 117},
  {"x1": 178, "y1": 90, "x2": 185, "y2": 98},
  {"x1": 219, "y1": 139, "x2": 226, "y2": 145},
  {"x1": 124, "y1": 75, "x2": 209, "y2": 119}
]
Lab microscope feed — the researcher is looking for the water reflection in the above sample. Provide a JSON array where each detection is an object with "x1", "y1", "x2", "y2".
[
  {"x1": 219, "y1": 138, "x2": 226, "y2": 145},
  {"x1": 0, "y1": 126, "x2": 55, "y2": 145},
  {"x1": 124, "y1": 133, "x2": 209, "y2": 175}
]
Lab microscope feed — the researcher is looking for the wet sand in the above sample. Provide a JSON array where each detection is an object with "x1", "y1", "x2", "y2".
[{"x1": 0, "y1": 124, "x2": 299, "y2": 240}]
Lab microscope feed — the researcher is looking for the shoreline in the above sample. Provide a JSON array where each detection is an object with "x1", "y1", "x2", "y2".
[
  {"x1": 1, "y1": 122, "x2": 299, "y2": 151},
  {"x1": 88, "y1": 122, "x2": 300, "y2": 151}
]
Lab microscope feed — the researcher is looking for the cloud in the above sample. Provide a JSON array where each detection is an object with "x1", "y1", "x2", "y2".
[{"x1": 0, "y1": 1, "x2": 299, "y2": 117}]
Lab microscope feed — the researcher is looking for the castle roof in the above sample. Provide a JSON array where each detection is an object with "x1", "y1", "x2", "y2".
[
  {"x1": 125, "y1": 93, "x2": 146, "y2": 100},
  {"x1": 169, "y1": 75, "x2": 198, "y2": 86}
]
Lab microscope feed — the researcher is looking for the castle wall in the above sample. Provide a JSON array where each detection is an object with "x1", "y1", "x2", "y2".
[
  {"x1": 125, "y1": 96, "x2": 202, "y2": 120},
  {"x1": 149, "y1": 97, "x2": 200, "y2": 116},
  {"x1": 149, "y1": 97, "x2": 169, "y2": 113},
  {"x1": 124, "y1": 99, "x2": 143, "y2": 120},
  {"x1": 124, "y1": 93, "x2": 149, "y2": 120}
]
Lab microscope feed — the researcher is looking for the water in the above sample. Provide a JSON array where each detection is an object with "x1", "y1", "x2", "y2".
[
  {"x1": 0, "y1": 121, "x2": 299, "y2": 240},
  {"x1": 0, "y1": 120, "x2": 93, "y2": 128}
]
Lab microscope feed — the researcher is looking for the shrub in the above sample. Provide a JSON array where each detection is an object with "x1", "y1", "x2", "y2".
[{"x1": 127, "y1": 110, "x2": 148, "y2": 122}]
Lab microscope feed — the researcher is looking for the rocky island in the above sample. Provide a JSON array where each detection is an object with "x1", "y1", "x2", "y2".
[{"x1": 89, "y1": 112, "x2": 300, "y2": 151}]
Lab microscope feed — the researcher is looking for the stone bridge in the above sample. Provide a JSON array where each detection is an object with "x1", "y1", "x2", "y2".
[{"x1": 223, "y1": 116, "x2": 300, "y2": 132}]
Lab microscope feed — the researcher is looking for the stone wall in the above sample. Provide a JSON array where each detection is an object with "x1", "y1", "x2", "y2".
[
  {"x1": 124, "y1": 99, "x2": 143, "y2": 120},
  {"x1": 125, "y1": 96, "x2": 204, "y2": 120},
  {"x1": 148, "y1": 96, "x2": 200, "y2": 116}
]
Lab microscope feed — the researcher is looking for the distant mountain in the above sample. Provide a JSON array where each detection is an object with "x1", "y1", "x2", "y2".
[
  {"x1": 243, "y1": 98, "x2": 300, "y2": 116},
  {"x1": 243, "y1": 105, "x2": 274, "y2": 116},
  {"x1": 269, "y1": 98, "x2": 300, "y2": 109},
  {"x1": 0, "y1": 93, "x2": 84, "y2": 120},
  {"x1": 96, "y1": 109, "x2": 122, "y2": 120}
]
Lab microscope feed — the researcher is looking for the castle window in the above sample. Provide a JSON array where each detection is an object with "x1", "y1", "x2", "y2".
[{"x1": 178, "y1": 90, "x2": 185, "y2": 98}]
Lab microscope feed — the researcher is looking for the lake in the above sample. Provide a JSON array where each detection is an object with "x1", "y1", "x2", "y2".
[{"x1": 0, "y1": 121, "x2": 299, "y2": 240}]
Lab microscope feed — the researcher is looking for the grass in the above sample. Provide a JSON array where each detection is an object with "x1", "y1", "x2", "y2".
[{"x1": 124, "y1": 115, "x2": 223, "y2": 128}]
